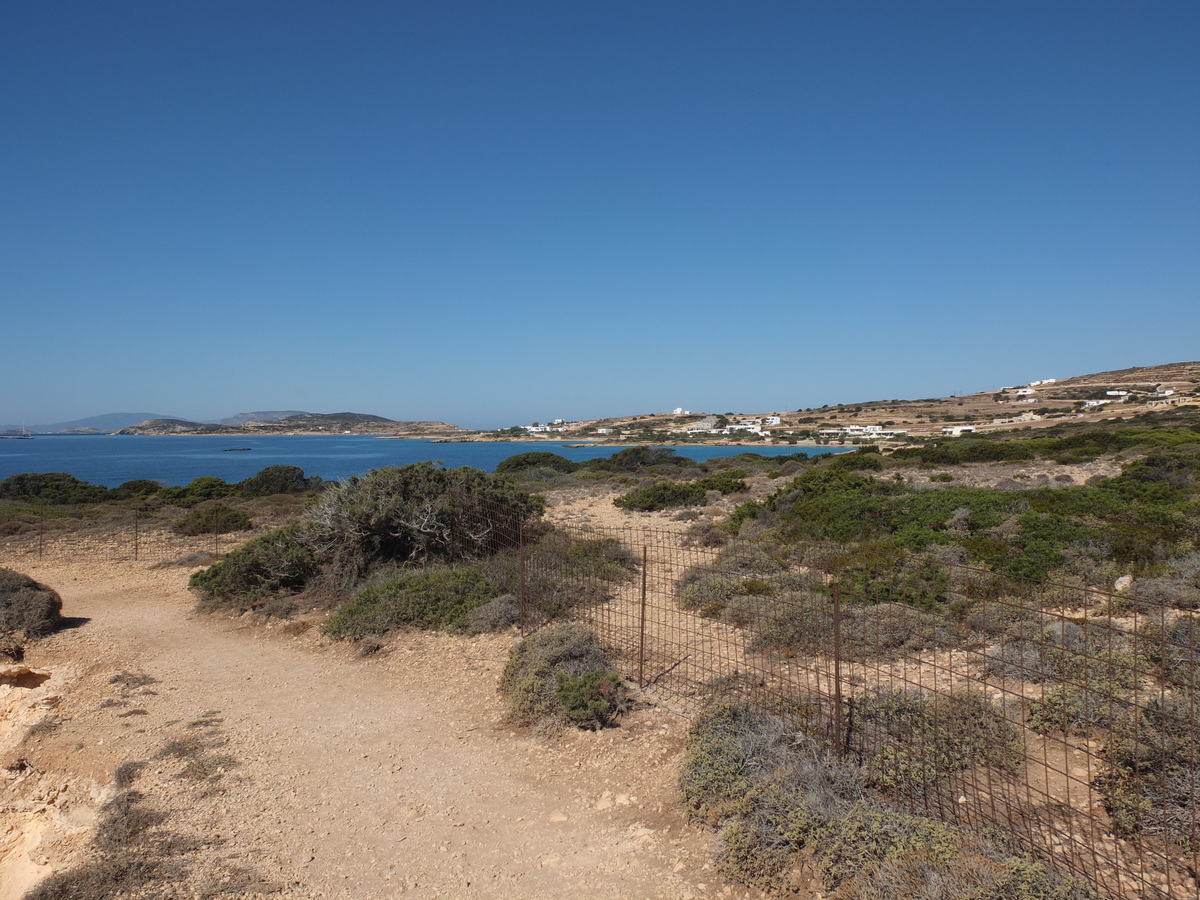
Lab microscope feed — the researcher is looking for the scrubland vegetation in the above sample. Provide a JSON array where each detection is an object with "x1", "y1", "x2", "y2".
[
  {"x1": 680, "y1": 702, "x2": 1093, "y2": 898},
  {"x1": 9, "y1": 424, "x2": 1200, "y2": 898},
  {"x1": 0, "y1": 465, "x2": 322, "y2": 540}
]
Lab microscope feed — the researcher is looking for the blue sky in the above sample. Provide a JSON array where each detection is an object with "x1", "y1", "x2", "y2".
[{"x1": 3, "y1": 1, "x2": 1197, "y2": 429}]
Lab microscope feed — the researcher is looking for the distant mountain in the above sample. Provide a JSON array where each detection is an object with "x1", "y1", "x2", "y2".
[
  {"x1": 117, "y1": 412, "x2": 463, "y2": 436},
  {"x1": 14, "y1": 413, "x2": 178, "y2": 434},
  {"x1": 213, "y1": 411, "x2": 308, "y2": 427}
]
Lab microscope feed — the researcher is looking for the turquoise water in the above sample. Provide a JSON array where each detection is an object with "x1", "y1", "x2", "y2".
[{"x1": 0, "y1": 435, "x2": 846, "y2": 487}]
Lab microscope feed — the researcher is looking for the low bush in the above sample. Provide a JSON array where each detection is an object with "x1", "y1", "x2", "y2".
[
  {"x1": 188, "y1": 525, "x2": 318, "y2": 611},
  {"x1": 495, "y1": 452, "x2": 579, "y2": 474},
  {"x1": 554, "y1": 670, "x2": 627, "y2": 727},
  {"x1": 499, "y1": 623, "x2": 628, "y2": 729},
  {"x1": 1140, "y1": 614, "x2": 1200, "y2": 691},
  {"x1": 107, "y1": 479, "x2": 162, "y2": 500},
  {"x1": 172, "y1": 501, "x2": 253, "y2": 536},
  {"x1": 324, "y1": 564, "x2": 500, "y2": 637},
  {"x1": 305, "y1": 463, "x2": 541, "y2": 580},
  {"x1": 156, "y1": 476, "x2": 236, "y2": 507},
  {"x1": 679, "y1": 703, "x2": 799, "y2": 823},
  {"x1": 614, "y1": 480, "x2": 706, "y2": 511},
  {"x1": 0, "y1": 568, "x2": 63, "y2": 637},
  {"x1": 615, "y1": 468, "x2": 749, "y2": 512},
  {"x1": 581, "y1": 447, "x2": 691, "y2": 472},
  {"x1": 463, "y1": 594, "x2": 519, "y2": 633},
  {"x1": 1099, "y1": 695, "x2": 1200, "y2": 851},
  {"x1": 0, "y1": 472, "x2": 109, "y2": 504},
  {"x1": 695, "y1": 469, "x2": 749, "y2": 494},
  {"x1": 681, "y1": 701, "x2": 1090, "y2": 899},
  {"x1": 848, "y1": 690, "x2": 1023, "y2": 792},
  {"x1": 235, "y1": 465, "x2": 322, "y2": 496}
]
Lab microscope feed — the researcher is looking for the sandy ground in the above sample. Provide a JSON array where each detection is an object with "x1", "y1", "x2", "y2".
[{"x1": 0, "y1": 555, "x2": 762, "y2": 900}]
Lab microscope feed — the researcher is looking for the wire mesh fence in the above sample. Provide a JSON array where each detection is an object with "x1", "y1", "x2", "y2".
[
  {"x1": 525, "y1": 521, "x2": 1200, "y2": 900},
  {"x1": 0, "y1": 505, "x2": 258, "y2": 564}
]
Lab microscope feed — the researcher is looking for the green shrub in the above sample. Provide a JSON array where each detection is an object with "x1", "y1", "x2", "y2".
[
  {"x1": 615, "y1": 467, "x2": 750, "y2": 512},
  {"x1": 1098, "y1": 696, "x2": 1200, "y2": 851},
  {"x1": 679, "y1": 703, "x2": 793, "y2": 823},
  {"x1": 188, "y1": 525, "x2": 317, "y2": 610},
  {"x1": 614, "y1": 480, "x2": 706, "y2": 511},
  {"x1": 156, "y1": 476, "x2": 235, "y2": 507},
  {"x1": 0, "y1": 568, "x2": 63, "y2": 637},
  {"x1": 172, "y1": 501, "x2": 253, "y2": 536},
  {"x1": 495, "y1": 452, "x2": 579, "y2": 474},
  {"x1": 481, "y1": 533, "x2": 636, "y2": 624},
  {"x1": 849, "y1": 690, "x2": 1022, "y2": 791},
  {"x1": 499, "y1": 623, "x2": 626, "y2": 729},
  {"x1": 306, "y1": 463, "x2": 541, "y2": 579},
  {"x1": 553, "y1": 670, "x2": 627, "y2": 727},
  {"x1": 695, "y1": 469, "x2": 749, "y2": 494},
  {"x1": 0, "y1": 472, "x2": 108, "y2": 504},
  {"x1": 581, "y1": 446, "x2": 691, "y2": 472},
  {"x1": 830, "y1": 452, "x2": 885, "y2": 472},
  {"x1": 236, "y1": 465, "x2": 322, "y2": 496},
  {"x1": 815, "y1": 803, "x2": 959, "y2": 890},
  {"x1": 108, "y1": 479, "x2": 162, "y2": 500},
  {"x1": 324, "y1": 564, "x2": 500, "y2": 637}
]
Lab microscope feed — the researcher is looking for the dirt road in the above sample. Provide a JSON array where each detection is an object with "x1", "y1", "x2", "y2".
[{"x1": 0, "y1": 557, "x2": 757, "y2": 899}]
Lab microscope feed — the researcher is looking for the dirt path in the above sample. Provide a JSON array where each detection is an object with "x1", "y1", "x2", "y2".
[{"x1": 1, "y1": 557, "x2": 760, "y2": 899}]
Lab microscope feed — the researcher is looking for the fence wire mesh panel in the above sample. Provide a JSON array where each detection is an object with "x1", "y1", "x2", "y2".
[
  {"x1": 516, "y1": 523, "x2": 1200, "y2": 900},
  {"x1": 0, "y1": 507, "x2": 258, "y2": 564}
]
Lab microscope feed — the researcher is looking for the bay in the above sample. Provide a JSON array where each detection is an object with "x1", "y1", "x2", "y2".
[{"x1": 0, "y1": 435, "x2": 847, "y2": 488}]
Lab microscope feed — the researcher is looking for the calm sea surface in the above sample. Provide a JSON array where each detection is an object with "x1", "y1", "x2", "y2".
[{"x1": 0, "y1": 435, "x2": 847, "y2": 487}]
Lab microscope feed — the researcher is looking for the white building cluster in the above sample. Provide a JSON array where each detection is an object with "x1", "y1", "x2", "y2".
[{"x1": 817, "y1": 424, "x2": 908, "y2": 441}]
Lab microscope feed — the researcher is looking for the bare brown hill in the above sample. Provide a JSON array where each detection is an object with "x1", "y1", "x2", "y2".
[{"x1": 537, "y1": 361, "x2": 1200, "y2": 442}]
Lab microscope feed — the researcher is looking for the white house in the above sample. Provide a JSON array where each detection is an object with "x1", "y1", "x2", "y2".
[
  {"x1": 596, "y1": 428, "x2": 614, "y2": 434},
  {"x1": 941, "y1": 425, "x2": 976, "y2": 436},
  {"x1": 763, "y1": 415, "x2": 781, "y2": 426},
  {"x1": 992, "y1": 412, "x2": 1042, "y2": 425},
  {"x1": 817, "y1": 425, "x2": 907, "y2": 440}
]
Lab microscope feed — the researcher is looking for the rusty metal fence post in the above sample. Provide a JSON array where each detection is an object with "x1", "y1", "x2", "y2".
[
  {"x1": 832, "y1": 577, "x2": 844, "y2": 757},
  {"x1": 638, "y1": 543, "x2": 648, "y2": 687},
  {"x1": 517, "y1": 521, "x2": 529, "y2": 634}
]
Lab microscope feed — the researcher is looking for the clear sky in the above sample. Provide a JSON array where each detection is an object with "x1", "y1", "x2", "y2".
[{"x1": 3, "y1": 1, "x2": 1197, "y2": 429}]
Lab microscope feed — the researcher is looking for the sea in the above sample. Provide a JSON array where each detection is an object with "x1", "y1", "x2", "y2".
[{"x1": 0, "y1": 435, "x2": 848, "y2": 488}]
